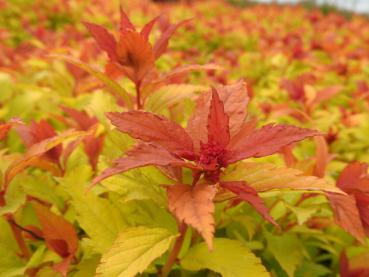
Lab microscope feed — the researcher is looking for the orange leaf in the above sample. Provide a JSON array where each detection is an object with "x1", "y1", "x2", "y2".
[
  {"x1": 167, "y1": 183, "x2": 216, "y2": 250},
  {"x1": 328, "y1": 193, "x2": 366, "y2": 242},
  {"x1": 4, "y1": 130, "x2": 85, "y2": 191},
  {"x1": 313, "y1": 136, "x2": 329, "y2": 178},
  {"x1": 33, "y1": 202, "x2": 78, "y2": 276},
  {"x1": 116, "y1": 31, "x2": 154, "y2": 83}
]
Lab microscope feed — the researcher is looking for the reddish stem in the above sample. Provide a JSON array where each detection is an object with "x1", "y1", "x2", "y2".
[
  {"x1": 7, "y1": 215, "x2": 30, "y2": 258},
  {"x1": 135, "y1": 81, "x2": 142, "y2": 109},
  {"x1": 161, "y1": 222, "x2": 187, "y2": 277}
]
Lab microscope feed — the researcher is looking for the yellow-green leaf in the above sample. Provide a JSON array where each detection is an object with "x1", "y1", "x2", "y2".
[
  {"x1": 145, "y1": 84, "x2": 206, "y2": 113},
  {"x1": 181, "y1": 238, "x2": 270, "y2": 277},
  {"x1": 50, "y1": 55, "x2": 133, "y2": 109},
  {"x1": 59, "y1": 164, "x2": 127, "y2": 253},
  {"x1": 223, "y1": 162, "x2": 343, "y2": 194},
  {"x1": 266, "y1": 233, "x2": 304, "y2": 277},
  {"x1": 96, "y1": 227, "x2": 177, "y2": 277}
]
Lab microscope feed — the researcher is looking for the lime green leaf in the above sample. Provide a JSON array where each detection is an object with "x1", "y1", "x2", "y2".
[
  {"x1": 73, "y1": 255, "x2": 100, "y2": 277},
  {"x1": 0, "y1": 73, "x2": 13, "y2": 102},
  {"x1": 181, "y1": 238, "x2": 270, "y2": 277},
  {"x1": 0, "y1": 218, "x2": 19, "y2": 252},
  {"x1": 101, "y1": 167, "x2": 169, "y2": 206},
  {"x1": 73, "y1": 193, "x2": 127, "y2": 253},
  {"x1": 119, "y1": 200, "x2": 177, "y2": 233},
  {"x1": 26, "y1": 245, "x2": 46, "y2": 269},
  {"x1": 87, "y1": 91, "x2": 121, "y2": 128},
  {"x1": 0, "y1": 245, "x2": 25, "y2": 277},
  {"x1": 0, "y1": 181, "x2": 26, "y2": 216},
  {"x1": 295, "y1": 262, "x2": 331, "y2": 277},
  {"x1": 145, "y1": 84, "x2": 206, "y2": 113},
  {"x1": 266, "y1": 233, "x2": 304, "y2": 277},
  {"x1": 223, "y1": 162, "x2": 342, "y2": 194},
  {"x1": 22, "y1": 176, "x2": 63, "y2": 210},
  {"x1": 59, "y1": 164, "x2": 126, "y2": 253},
  {"x1": 96, "y1": 227, "x2": 177, "y2": 277},
  {"x1": 51, "y1": 55, "x2": 133, "y2": 109},
  {"x1": 34, "y1": 266, "x2": 62, "y2": 277},
  {"x1": 285, "y1": 203, "x2": 317, "y2": 226}
]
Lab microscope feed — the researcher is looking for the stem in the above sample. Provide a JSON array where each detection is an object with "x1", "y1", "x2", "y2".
[
  {"x1": 135, "y1": 81, "x2": 142, "y2": 109},
  {"x1": 279, "y1": 193, "x2": 315, "y2": 232},
  {"x1": 9, "y1": 219, "x2": 44, "y2": 241},
  {"x1": 161, "y1": 222, "x2": 187, "y2": 277},
  {"x1": 7, "y1": 215, "x2": 30, "y2": 258}
]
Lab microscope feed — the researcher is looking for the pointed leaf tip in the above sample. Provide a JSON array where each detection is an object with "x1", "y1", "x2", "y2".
[
  {"x1": 83, "y1": 22, "x2": 117, "y2": 61},
  {"x1": 167, "y1": 183, "x2": 216, "y2": 250},
  {"x1": 207, "y1": 88, "x2": 230, "y2": 147},
  {"x1": 119, "y1": 6, "x2": 136, "y2": 32}
]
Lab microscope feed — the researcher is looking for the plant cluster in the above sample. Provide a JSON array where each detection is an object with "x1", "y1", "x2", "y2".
[{"x1": 1, "y1": 1, "x2": 369, "y2": 276}]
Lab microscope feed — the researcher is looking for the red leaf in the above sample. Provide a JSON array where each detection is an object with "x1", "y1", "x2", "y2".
[
  {"x1": 329, "y1": 162, "x2": 369, "y2": 239},
  {"x1": 0, "y1": 119, "x2": 23, "y2": 141},
  {"x1": 53, "y1": 256, "x2": 74, "y2": 277},
  {"x1": 33, "y1": 202, "x2": 78, "y2": 276},
  {"x1": 153, "y1": 19, "x2": 191, "y2": 59},
  {"x1": 337, "y1": 162, "x2": 369, "y2": 193},
  {"x1": 220, "y1": 181, "x2": 277, "y2": 226},
  {"x1": 187, "y1": 81, "x2": 248, "y2": 151},
  {"x1": 226, "y1": 124, "x2": 320, "y2": 164},
  {"x1": 226, "y1": 119, "x2": 257, "y2": 151},
  {"x1": 340, "y1": 251, "x2": 369, "y2": 277},
  {"x1": 281, "y1": 78, "x2": 305, "y2": 102},
  {"x1": 328, "y1": 193, "x2": 366, "y2": 242},
  {"x1": 167, "y1": 183, "x2": 216, "y2": 250},
  {"x1": 61, "y1": 107, "x2": 103, "y2": 170},
  {"x1": 310, "y1": 85, "x2": 342, "y2": 108},
  {"x1": 83, "y1": 134, "x2": 104, "y2": 171},
  {"x1": 15, "y1": 120, "x2": 62, "y2": 164},
  {"x1": 91, "y1": 143, "x2": 189, "y2": 187},
  {"x1": 140, "y1": 15, "x2": 160, "y2": 40},
  {"x1": 61, "y1": 106, "x2": 98, "y2": 131},
  {"x1": 207, "y1": 88, "x2": 230, "y2": 147},
  {"x1": 186, "y1": 90, "x2": 210, "y2": 152},
  {"x1": 84, "y1": 22, "x2": 117, "y2": 61},
  {"x1": 107, "y1": 111, "x2": 194, "y2": 157},
  {"x1": 356, "y1": 193, "x2": 369, "y2": 234},
  {"x1": 119, "y1": 7, "x2": 136, "y2": 33},
  {"x1": 340, "y1": 251, "x2": 351, "y2": 277},
  {"x1": 0, "y1": 123, "x2": 11, "y2": 140}
]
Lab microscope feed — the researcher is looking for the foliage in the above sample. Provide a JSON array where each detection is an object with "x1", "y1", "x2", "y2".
[{"x1": 1, "y1": 0, "x2": 369, "y2": 276}]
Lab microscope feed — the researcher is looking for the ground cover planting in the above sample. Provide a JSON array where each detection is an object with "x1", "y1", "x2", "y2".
[{"x1": 1, "y1": 0, "x2": 369, "y2": 276}]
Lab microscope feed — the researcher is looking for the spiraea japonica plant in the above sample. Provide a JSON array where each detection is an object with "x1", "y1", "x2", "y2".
[{"x1": 1, "y1": 1, "x2": 369, "y2": 277}]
